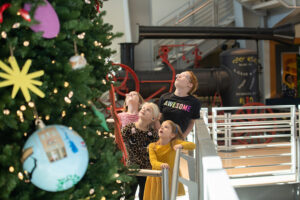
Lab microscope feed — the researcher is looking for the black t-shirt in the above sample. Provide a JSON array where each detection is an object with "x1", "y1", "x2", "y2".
[{"x1": 158, "y1": 92, "x2": 201, "y2": 133}]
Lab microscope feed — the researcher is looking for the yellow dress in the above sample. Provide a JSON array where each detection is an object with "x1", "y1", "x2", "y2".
[{"x1": 143, "y1": 139, "x2": 196, "y2": 200}]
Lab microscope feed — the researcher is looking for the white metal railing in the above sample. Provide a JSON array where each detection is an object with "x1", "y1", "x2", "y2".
[
  {"x1": 132, "y1": 168, "x2": 169, "y2": 200},
  {"x1": 195, "y1": 119, "x2": 239, "y2": 200},
  {"x1": 135, "y1": 104, "x2": 300, "y2": 199},
  {"x1": 169, "y1": 118, "x2": 238, "y2": 200},
  {"x1": 209, "y1": 105, "x2": 299, "y2": 186}
]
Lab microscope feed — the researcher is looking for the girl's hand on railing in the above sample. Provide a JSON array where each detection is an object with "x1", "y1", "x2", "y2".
[
  {"x1": 161, "y1": 163, "x2": 170, "y2": 169},
  {"x1": 173, "y1": 144, "x2": 183, "y2": 150}
]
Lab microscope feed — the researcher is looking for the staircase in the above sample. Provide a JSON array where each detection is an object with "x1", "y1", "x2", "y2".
[
  {"x1": 238, "y1": 0, "x2": 300, "y2": 11},
  {"x1": 236, "y1": 0, "x2": 300, "y2": 27},
  {"x1": 153, "y1": 0, "x2": 235, "y2": 70},
  {"x1": 152, "y1": 0, "x2": 300, "y2": 70}
]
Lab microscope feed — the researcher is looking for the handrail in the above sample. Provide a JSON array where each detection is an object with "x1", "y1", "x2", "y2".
[
  {"x1": 210, "y1": 105, "x2": 297, "y2": 185},
  {"x1": 170, "y1": 118, "x2": 239, "y2": 200},
  {"x1": 278, "y1": 0, "x2": 300, "y2": 8},
  {"x1": 170, "y1": 149, "x2": 181, "y2": 200},
  {"x1": 130, "y1": 168, "x2": 169, "y2": 200},
  {"x1": 195, "y1": 119, "x2": 239, "y2": 200},
  {"x1": 175, "y1": 0, "x2": 212, "y2": 25}
]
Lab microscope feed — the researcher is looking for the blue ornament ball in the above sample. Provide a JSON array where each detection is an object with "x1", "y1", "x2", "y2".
[{"x1": 22, "y1": 125, "x2": 89, "y2": 192}]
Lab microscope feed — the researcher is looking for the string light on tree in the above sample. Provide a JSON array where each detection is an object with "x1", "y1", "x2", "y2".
[
  {"x1": 18, "y1": 172, "x2": 24, "y2": 180},
  {"x1": 23, "y1": 41, "x2": 30, "y2": 46},
  {"x1": 64, "y1": 82, "x2": 69, "y2": 88},
  {"x1": 68, "y1": 91, "x2": 73, "y2": 98},
  {"x1": 53, "y1": 88, "x2": 58, "y2": 94},
  {"x1": 89, "y1": 188, "x2": 95, "y2": 195},
  {"x1": 28, "y1": 101, "x2": 35, "y2": 108},
  {"x1": 1, "y1": 31, "x2": 7, "y2": 38},
  {"x1": 61, "y1": 110, "x2": 66, "y2": 117},
  {"x1": 64, "y1": 97, "x2": 71, "y2": 104},
  {"x1": 96, "y1": 130, "x2": 101, "y2": 135},
  {"x1": 20, "y1": 105, "x2": 26, "y2": 111},
  {"x1": 12, "y1": 23, "x2": 20, "y2": 29},
  {"x1": 116, "y1": 180, "x2": 121, "y2": 184},
  {"x1": 17, "y1": 110, "x2": 24, "y2": 122},
  {"x1": 3, "y1": 109, "x2": 10, "y2": 115},
  {"x1": 45, "y1": 115, "x2": 50, "y2": 120},
  {"x1": 77, "y1": 32, "x2": 85, "y2": 39},
  {"x1": 9, "y1": 166, "x2": 14, "y2": 173}
]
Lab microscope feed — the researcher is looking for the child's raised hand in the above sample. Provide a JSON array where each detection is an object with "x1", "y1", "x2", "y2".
[
  {"x1": 173, "y1": 144, "x2": 183, "y2": 150},
  {"x1": 160, "y1": 163, "x2": 169, "y2": 169}
]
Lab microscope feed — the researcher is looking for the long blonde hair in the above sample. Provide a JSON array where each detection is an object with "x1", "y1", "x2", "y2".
[{"x1": 142, "y1": 102, "x2": 160, "y2": 121}]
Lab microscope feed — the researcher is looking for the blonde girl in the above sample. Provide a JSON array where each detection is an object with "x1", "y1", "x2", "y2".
[
  {"x1": 143, "y1": 120, "x2": 196, "y2": 200},
  {"x1": 122, "y1": 102, "x2": 160, "y2": 200}
]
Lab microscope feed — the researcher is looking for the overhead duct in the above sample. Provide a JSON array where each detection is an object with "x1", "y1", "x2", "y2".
[{"x1": 138, "y1": 23, "x2": 296, "y2": 44}]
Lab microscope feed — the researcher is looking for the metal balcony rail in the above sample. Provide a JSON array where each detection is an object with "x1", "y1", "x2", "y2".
[
  {"x1": 208, "y1": 105, "x2": 298, "y2": 186},
  {"x1": 194, "y1": 119, "x2": 239, "y2": 200},
  {"x1": 130, "y1": 168, "x2": 169, "y2": 200}
]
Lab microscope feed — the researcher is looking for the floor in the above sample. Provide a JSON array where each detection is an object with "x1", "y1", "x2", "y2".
[{"x1": 218, "y1": 140, "x2": 296, "y2": 186}]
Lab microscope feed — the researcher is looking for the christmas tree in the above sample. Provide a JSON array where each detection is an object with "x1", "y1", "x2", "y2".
[{"x1": 0, "y1": 0, "x2": 133, "y2": 199}]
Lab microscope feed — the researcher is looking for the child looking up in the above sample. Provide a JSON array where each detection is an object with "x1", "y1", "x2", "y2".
[
  {"x1": 143, "y1": 120, "x2": 196, "y2": 200},
  {"x1": 118, "y1": 91, "x2": 144, "y2": 128},
  {"x1": 122, "y1": 102, "x2": 160, "y2": 200},
  {"x1": 158, "y1": 71, "x2": 201, "y2": 138}
]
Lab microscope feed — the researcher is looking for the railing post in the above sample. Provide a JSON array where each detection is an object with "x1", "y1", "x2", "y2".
[
  {"x1": 226, "y1": 112, "x2": 232, "y2": 152},
  {"x1": 162, "y1": 168, "x2": 169, "y2": 200},
  {"x1": 297, "y1": 105, "x2": 300, "y2": 183},
  {"x1": 170, "y1": 149, "x2": 181, "y2": 200},
  {"x1": 290, "y1": 105, "x2": 296, "y2": 174},
  {"x1": 213, "y1": 0, "x2": 219, "y2": 25}
]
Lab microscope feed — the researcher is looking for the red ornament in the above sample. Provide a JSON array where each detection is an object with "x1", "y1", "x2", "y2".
[
  {"x1": 0, "y1": 3, "x2": 10, "y2": 23},
  {"x1": 94, "y1": 0, "x2": 101, "y2": 13},
  {"x1": 0, "y1": 3, "x2": 31, "y2": 24},
  {"x1": 19, "y1": 8, "x2": 31, "y2": 22}
]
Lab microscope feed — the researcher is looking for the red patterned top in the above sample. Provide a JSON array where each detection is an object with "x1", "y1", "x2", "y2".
[{"x1": 118, "y1": 112, "x2": 139, "y2": 128}]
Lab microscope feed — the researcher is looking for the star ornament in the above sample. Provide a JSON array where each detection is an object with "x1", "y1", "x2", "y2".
[{"x1": 0, "y1": 56, "x2": 45, "y2": 102}]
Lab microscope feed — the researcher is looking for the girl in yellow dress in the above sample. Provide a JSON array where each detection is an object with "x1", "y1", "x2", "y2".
[{"x1": 143, "y1": 120, "x2": 196, "y2": 200}]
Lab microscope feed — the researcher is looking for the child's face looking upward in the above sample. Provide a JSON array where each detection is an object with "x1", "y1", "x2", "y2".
[
  {"x1": 125, "y1": 91, "x2": 139, "y2": 106},
  {"x1": 139, "y1": 104, "x2": 154, "y2": 121},
  {"x1": 159, "y1": 121, "x2": 175, "y2": 140}
]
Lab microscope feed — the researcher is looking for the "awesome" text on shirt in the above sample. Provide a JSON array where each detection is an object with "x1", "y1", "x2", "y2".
[{"x1": 163, "y1": 100, "x2": 191, "y2": 112}]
